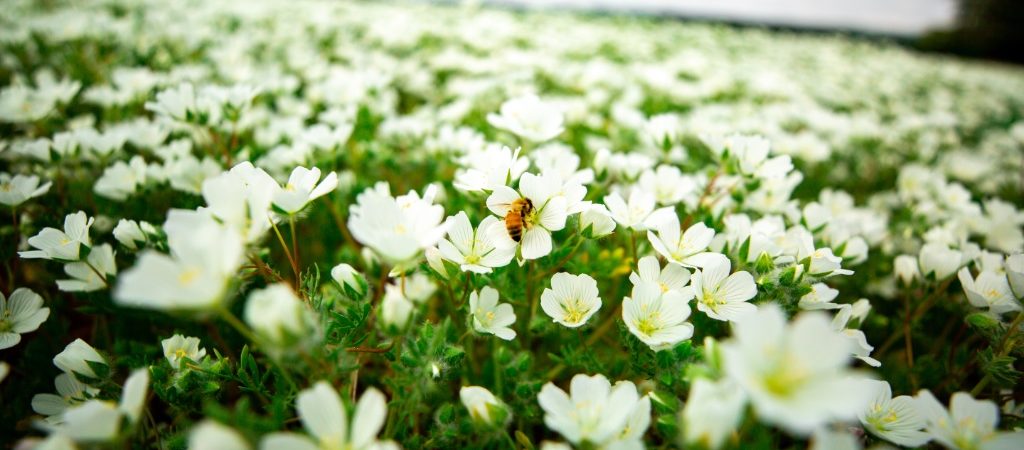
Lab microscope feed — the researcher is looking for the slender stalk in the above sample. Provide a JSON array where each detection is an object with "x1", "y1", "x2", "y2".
[{"x1": 269, "y1": 216, "x2": 300, "y2": 284}]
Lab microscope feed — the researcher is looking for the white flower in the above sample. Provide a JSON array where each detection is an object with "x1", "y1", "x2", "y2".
[
  {"x1": 0, "y1": 288, "x2": 50, "y2": 350},
  {"x1": 272, "y1": 166, "x2": 338, "y2": 214},
  {"x1": 1003, "y1": 254, "x2": 1024, "y2": 298},
  {"x1": 331, "y1": 263, "x2": 368, "y2": 298},
  {"x1": 162, "y1": 335, "x2": 207, "y2": 370},
  {"x1": 647, "y1": 214, "x2": 719, "y2": 268},
  {"x1": 0, "y1": 172, "x2": 51, "y2": 207},
  {"x1": 94, "y1": 156, "x2": 149, "y2": 201},
  {"x1": 622, "y1": 282, "x2": 694, "y2": 351},
  {"x1": 32, "y1": 373, "x2": 98, "y2": 424},
  {"x1": 487, "y1": 94, "x2": 564, "y2": 142},
  {"x1": 348, "y1": 183, "x2": 448, "y2": 269},
  {"x1": 958, "y1": 268, "x2": 1021, "y2": 316},
  {"x1": 201, "y1": 162, "x2": 279, "y2": 244},
  {"x1": 112, "y1": 219, "x2": 157, "y2": 250},
  {"x1": 721, "y1": 304, "x2": 871, "y2": 435},
  {"x1": 691, "y1": 257, "x2": 757, "y2": 322},
  {"x1": 798, "y1": 283, "x2": 841, "y2": 310},
  {"x1": 454, "y1": 145, "x2": 529, "y2": 193},
  {"x1": 604, "y1": 188, "x2": 657, "y2": 230},
  {"x1": 19, "y1": 211, "x2": 94, "y2": 261},
  {"x1": 53, "y1": 339, "x2": 107, "y2": 381},
  {"x1": 469, "y1": 286, "x2": 517, "y2": 341},
  {"x1": 919, "y1": 243, "x2": 964, "y2": 280},
  {"x1": 579, "y1": 203, "x2": 616, "y2": 238},
  {"x1": 115, "y1": 211, "x2": 244, "y2": 311},
  {"x1": 537, "y1": 373, "x2": 644, "y2": 446},
  {"x1": 809, "y1": 428, "x2": 860, "y2": 450},
  {"x1": 894, "y1": 254, "x2": 920, "y2": 286},
  {"x1": 45, "y1": 369, "x2": 149, "y2": 442},
  {"x1": 807, "y1": 247, "x2": 854, "y2": 277},
  {"x1": 638, "y1": 165, "x2": 697, "y2": 206},
  {"x1": 629, "y1": 255, "x2": 692, "y2": 294},
  {"x1": 682, "y1": 378, "x2": 747, "y2": 450},
  {"x1": 832, "y1": 305, "x2": 880, "y2": 367},
  {"x1": 259, "y1": 381, "x2": 399, "y2": 450},
  {"x1": 916, "y1": 390, "x2": 1024, "y2": 450},
  {"x1": 380, "y1": 288, "x2": 415, "y2": 330},
  {"x1": 460, "y1": 386, "x2": 509, "y2": 426},
  {"x1": 486, "y1": 172, "x2": 569, "y2": 261},
  {"x1": 438, "y1": 212, "x2": 514, "y2": 274},
  {"x1": 540, "y1": 273, "x2": 602, "y2": 328},
  {"x1": 57, "y1": 243, "x2": 116, "y2": 292},
  {"x1": 244, "y1": 284, "x2": 319, "y2": 350},
  {"x1": 858, "y1": 380, "x2": 930, "y2": 447},
  {"x1": 189, "y1": 421, "x2": 251, "y2": 450}
]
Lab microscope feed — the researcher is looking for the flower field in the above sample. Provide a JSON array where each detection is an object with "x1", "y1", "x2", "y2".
[{"x1": 2, "y1": 0, "x2": 1024, "y2": 448}]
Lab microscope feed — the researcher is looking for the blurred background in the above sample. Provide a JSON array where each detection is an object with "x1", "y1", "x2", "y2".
[{"x1": 439, "y1": 0, "x2": 1024, "y2": 64}]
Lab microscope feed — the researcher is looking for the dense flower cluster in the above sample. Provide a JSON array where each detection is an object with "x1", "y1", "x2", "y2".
[{"x1": 1, "y1": 0, "x2": 1023, "y2": 449}]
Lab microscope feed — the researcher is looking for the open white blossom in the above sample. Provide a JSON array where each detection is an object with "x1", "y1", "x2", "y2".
[
  {"x1": 647, "y1": 214, "x2": 719, "y2": 268},
  {"x1": 858, "y1": 380, "x2": 930, "y2": 447},
  {"x1": 958, "y1": 267, "x2": 1021, "y2": 316},
  {"x1": 691, "y1": 257, "x2": 758, "y2": 322},
  {"x1": 916, "y1": 390, "x2": 1024, "y2": 450},
  {"x1": 721, "y1": 304, "x2": 871, "y2": 435},
  {"x1": 260, "y1": 381, "x2": 399, "y2": 450},
  {"x1": 487, "y1": 94, "x2": 564, "y2": 142},
  {"x1": 486, "y1": 172, "x2": 569, "y2": 261},
  {"x1": 348, "y1": 182, "x2": 448, "y2": 270},
  {"x1": 272, "y1": 166, "x2": 337, "y2": 214},
  {"x1": 540, "y1": 273, "x2": 602, "y2": 328},
  {"x1": 0, "y1": 172, "x2": 51, "y2": 207},
  {"x1": 537, "y1": 374, "x2": 647, "y2": 448},
  {"x1": 682, "y1": 378, "x2": 747, "y2": 450},
  {"x1": 469, "y1": 286, "x2": 517, "y2": 340},
  {"x1": 162, "y1": 335, "x2": 207, "y2": 369},
  {"x1": 623, "y1": 282, "x2": 695, "y2": 351},
  {"x1": 0, "y1": 288, "x2": 50, "y2": 350},
  {"x1": 19, "y1": 211, "x2": 94, "y2": 262},
  {"x1": 438, "y1": 212, "x2": 514, "y2": 273}
]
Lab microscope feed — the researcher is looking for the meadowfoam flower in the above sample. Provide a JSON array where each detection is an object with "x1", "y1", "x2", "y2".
[
  {"x1": 453, "y1": 145, "x2": 529, "y2": 193},
  {"x1": 628, "y1": 255, "x2": 691, "y2": 294},
  {"x1": 540, "y1": 273, "x2": 601, "y2": 328},
  {"x1": 691, "y1": 257, "x2": 757, "y2": 322},
  {"x1": 916, "y1": 390, "x2": 1024, "y2": 450},
  {"x1": 919, "y1": 243, "x2": 963, "y2": 281},
  {"x1": 272, "y1": 166, "x2": 338, "y2": 215},
  {"x1": 331, "y1": 263, "x2": 368, "y2": 299},
  {"x1": 438, "y1": 212, "x2": 514, "y2": 274},
  {"x1": 189, "y1": 421, "x2": 251, "y2": 450},
  {"x1": 858, "y1": 380, "x2": 930, "y2": 447},
  {"x1": 348, "y1": 182, "x2": 448, "y2": 271},
  {"x1": 1005, "y1": 254, "x2": 1024, "y2": 298},
  {"x1": 647, "y1": 214, "x2": 720, "y2": 268},
  {"x1": 32, "y1": 373, "x2": 98, "y2": 424},
  {"x1": 623, "y1": 282, "x2": 694, "y2": 351},
  {"x1": 162, "y1": 335, "x2": 207, "y2": 370},
  {"x1": 460, "y1": 386, "x2": 510, "y2": 427},
  {"x1": 604, "y1": 187, "x2": 657, "y2": 230},
  {"x1": 112, "y1": 219, "x2": 157, "y2": 250},
  {"x1": 958, "y1": 267, "x2": 1021, "y2": 316},
  {"x1": 57, "y1": 243, "x2": 116, "y2": 292},
  {"x1": 53, "y1": 338, "x2": 107, "y2": 381},
  {"x1": 469, "y1": 286, "x2": 517, "y2": 340},
  {"x1": 0, "y1": 172, "x2": 51, "y2": 207},
  {"x1": 537, "y1": 373, "x2": 645, "y2": 447},
  {"x1": 682, "y1": 378, "x2": 747, "y2": 450},
  {"x1": 244, "y1": 284, "x2": 320, "y2": 352},
  {"x1": 579, "y1": 203, "x2": 615, "y2": 238},
  {"x1": 200, "y1": 162, "x2": 279, "y2": 244},
  {"x1": 0, "y1": 288, "x2": 50, "y2": 350},
  {"x1": 260, "y1": 381, "x2": 399, "y2": 450},
  {"x1": 798, "y1": 282, "x2": 841, "y2": 310},
  {"x1": 894, "y1": 254, "x2": 921, "y2": 286},
  {"x1": 486, "y1": 172, "x2": 568, "y2": 261},
  {"x1": 487, "y1": 94, "x2": 564, "y2": 142},
  {"x1": 832, "y1": 304, "x2": 880, "y2": 367},
  {"x1": 43, "y1": 369, "x2": 149, "y2": 442},
  {"x1": 19, "y1": 211, "x2": 94, "y2": 262},
  {"x1": 115, "y1": 211, "x2": 244, "y2": 311},
  {"x1": 721, "y1": 304, "x2": 871, "y2": 435}
]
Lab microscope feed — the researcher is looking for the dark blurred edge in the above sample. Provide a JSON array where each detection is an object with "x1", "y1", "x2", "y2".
[{"x1": 916, "y1": 0, "x2": 1024, "y2": 65}]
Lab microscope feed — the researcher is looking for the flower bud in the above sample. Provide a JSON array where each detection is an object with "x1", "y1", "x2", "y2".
[
  {"x1": 580, "y1": 203, "x2": 615, "y2": 239},
  {"x1": 244, "y1": 284, "x2": 319, "y2": 351},
  {"x1": 331, "y1": 263, "x2": 368, "y2": 299},
  {"x1": 460, "y1": 386, "x2": 510, "y2": 427},
  {"x1": 53, "y1": 339, "x2": 108, "y2": 381},
  {"x1": 893, "y1": 254, "x2": 919, "y2": 286}
]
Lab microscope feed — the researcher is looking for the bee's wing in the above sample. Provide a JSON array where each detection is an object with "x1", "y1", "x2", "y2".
[{"x1": 486, "y1": 185, "x2": 521, "y2": 217}]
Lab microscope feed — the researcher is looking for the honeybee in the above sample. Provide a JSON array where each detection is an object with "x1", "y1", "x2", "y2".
[{"x1": 505, "y1": 198, "x2": 534, "y2": 242}]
